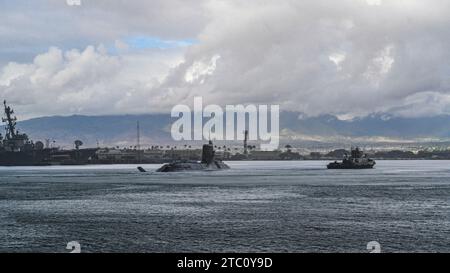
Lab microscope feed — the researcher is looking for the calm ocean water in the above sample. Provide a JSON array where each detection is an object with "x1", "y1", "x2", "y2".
[{"x1": 0, "y1": 160, "x2": 449, "y2": 253}]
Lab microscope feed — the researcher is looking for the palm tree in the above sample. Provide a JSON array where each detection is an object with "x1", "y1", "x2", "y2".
[{"x1": 285, "y1": 144, "x2": 292, "y2": 152}]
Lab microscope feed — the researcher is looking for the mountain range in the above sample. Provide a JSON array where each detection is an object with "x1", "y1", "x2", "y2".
[{"x1": 6, "y1": 112, "x2": 450, "y2": 149}]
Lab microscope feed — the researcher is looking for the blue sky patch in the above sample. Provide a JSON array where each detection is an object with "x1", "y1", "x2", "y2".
[{"x1": 125, "y1": 36, "x2": 197, "y2": 50}]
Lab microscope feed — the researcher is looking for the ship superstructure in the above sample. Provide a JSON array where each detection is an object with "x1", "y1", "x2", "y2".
[
  {"x1": 327, "y1": 147, "x2": 376, "y2": 169},
  {"x1": 0, "y1": 100, "x2": 97, "y2": 166},
  {"x1": 1, "y1": 100, "x2": 37, "y2": 152},
  {"x1": 155, "y1": 140, "x2": 230, "y2": 172}
]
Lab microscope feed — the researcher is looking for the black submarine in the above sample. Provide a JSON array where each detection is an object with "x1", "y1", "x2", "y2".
[
  {"x1": 0, "y1": 100, "x2": 98, "y2": 166},
  {"x1": 327, "y1": 147, "x2": 376, "y2": 169},
  {"x1": 138, "y1": 141, "x2": 230, "y2": 172}
]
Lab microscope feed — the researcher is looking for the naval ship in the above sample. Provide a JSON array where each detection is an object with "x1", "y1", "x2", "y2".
[
  {"x1": 0, "y1": 101, "x2": 98, "y2": 166},
  {"x1": 327, "y1": 147, "x2": 376, "y2": 169},
  {"x1": 153, "y1": 140, "x2": 230, "y2": 172}
]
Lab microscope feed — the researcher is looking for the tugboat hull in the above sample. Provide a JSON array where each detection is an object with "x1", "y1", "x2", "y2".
[
  {"x1": 327, "y1": 147, "x2": 376, "y2": 169},
  {"x1": 327, "y1": 161, "x2": 375, "y2": 169}
]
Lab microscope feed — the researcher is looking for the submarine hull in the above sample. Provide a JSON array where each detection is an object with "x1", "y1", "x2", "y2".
[
  {"x1": 156, "y1": 161, "x2": 230, "y2": 172},
  {"x1": 155, "y1": 141, "x2": 230, "y2": 172}
]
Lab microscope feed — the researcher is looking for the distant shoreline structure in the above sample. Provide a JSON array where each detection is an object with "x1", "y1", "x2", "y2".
[
  {"x1": 4, "y1": 101, "x2": 450, "y2": 166},
  {"x1": 91, "y1": 145, "x2": 450, "y2": 165}
]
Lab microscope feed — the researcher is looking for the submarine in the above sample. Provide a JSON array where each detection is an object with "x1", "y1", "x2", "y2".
[
  {"x1": 327, "y1": 147, "x2": 376, "y2": 169},
  {"x1": 154, "y1": 141, "x2": 230, "y2": 172}
]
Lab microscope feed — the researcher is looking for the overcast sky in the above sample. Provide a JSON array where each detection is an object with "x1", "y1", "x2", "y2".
[{"x1": 1, "y1": 0, "x2": 450, "y2": 119}]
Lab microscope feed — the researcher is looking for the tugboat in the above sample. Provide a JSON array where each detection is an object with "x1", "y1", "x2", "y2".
[
  {"x1": 154, "y1": 141, "x2": 230, "y2": 172},
  {"x1": 0, "y1": 100, "x2": 98, "y2": 166},
  {"x1": 327, "y1": 147, "x2": 375, "y2": 169}
]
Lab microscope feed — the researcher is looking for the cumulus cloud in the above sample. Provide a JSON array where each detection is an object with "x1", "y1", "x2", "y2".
[
  {"x1": 1, "y1": 0, "x2": 450, "y2": 118},
  {"x1": 160, "y1": 0, "x2": 450, "y2": 117},
  {"x1": 0, "y1": 0, "x2": 208, "y2": 64},
  {"x1": 0, "y1": 45, "x2": 185, "y2": 118}
]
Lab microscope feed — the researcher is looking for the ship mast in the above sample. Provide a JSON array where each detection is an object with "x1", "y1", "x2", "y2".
[
  {"x1": 2, "y1": 100, "x2": 17, "y2": 140},
  {"x1": 243, "y1": 130, "x2": 248, "y2": 155},
  {"x1": 136, "y1": 121, "x2": 141, "y2": 163}
]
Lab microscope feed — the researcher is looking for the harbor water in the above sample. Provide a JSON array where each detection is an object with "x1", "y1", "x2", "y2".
[{"x1": 0, "y1": 160, "x2": 449, "y2": 253}]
